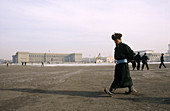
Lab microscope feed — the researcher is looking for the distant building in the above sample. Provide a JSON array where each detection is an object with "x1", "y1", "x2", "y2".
[
  {"x1": 96, "y1": 53, "x2": 104, "y2": 63},
  {"x1": 82, "y1": 57, "x2": 96, "y2": 63},
  {"x1": 135, "y1": 50, "x2": 154, "y2": 55},
  {"x1": 165, "y1": 44, "x2": 170, "y2": 61},
  {"x1": 106, "y1": 56, "x2": 114, "y2": 63},
  {"x1": 82, "y1": 52, "x2": 114, "y2": 63},
  {"x1": 167, "y1": 44, "x2": 170, "y2": 54},
  {"x1": 0, "y1": 59, "x2": 12, "y2": 64},
  {"x1": 0, "y1": 59, "x2": 4, "y2": 64},
  {"x1": 82, "y1": 56, "x2": 114, "y2": 63},
  {"x1": 12, "y1": 52, "x2": 82, "y2": 64}
]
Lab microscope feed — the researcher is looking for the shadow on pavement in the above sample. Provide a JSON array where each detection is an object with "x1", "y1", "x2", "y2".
[
  {"x1": 117, "y1": 97, "x2": 170, "y2": 105},
  {"x1": 0, "y1": 88, "x2": 106, "y2": 98},
  {"x1": 1, "y1": 88, "x2": 170, "y2": 104}
]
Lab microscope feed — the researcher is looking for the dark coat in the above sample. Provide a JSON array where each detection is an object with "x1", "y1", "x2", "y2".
[
  {"x1": 142, "y1": 55, "x2": 149, "y2": 63},
  {"x1": 160, "y1": 55, "x2": 164, "y2": 62},
  {"x1": 114, "y1": 43, "x2": 134, "y2": 62},
  {"x1": 135, "y1": 54, "x2": 142, "y2": 63},
  {"x1": 112, "y1": 42, "x2": 134, "y2": 88}
]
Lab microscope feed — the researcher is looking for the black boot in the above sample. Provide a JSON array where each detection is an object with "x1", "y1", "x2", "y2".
[
  {"x1": 109, "y1": 87, "x2": 116, "y2": 93},
  {"x1": 126, "y1": 87, "x2": 132, "y2": 94},
  {"x1": 125, "y1": 86, "x2": 137, "y2": 94}
]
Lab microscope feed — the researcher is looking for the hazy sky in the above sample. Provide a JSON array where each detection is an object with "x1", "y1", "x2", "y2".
[{"x1": 0, "y1": 0, "x2": 170, "y2": 59}]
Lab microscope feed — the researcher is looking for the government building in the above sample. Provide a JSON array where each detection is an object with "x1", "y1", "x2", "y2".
[{"x1": 12, "y1": 52, "x2": 82, "y2": 64}]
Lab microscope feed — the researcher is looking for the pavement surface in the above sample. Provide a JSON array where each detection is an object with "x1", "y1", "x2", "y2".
[{"x1": 0, "y1": 64, "x2": 170, "y2": 111}]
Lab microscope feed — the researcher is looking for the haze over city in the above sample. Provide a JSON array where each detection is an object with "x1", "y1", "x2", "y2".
[{"x1": 0, "y1": 0, "x2": 170, "y2": 59}]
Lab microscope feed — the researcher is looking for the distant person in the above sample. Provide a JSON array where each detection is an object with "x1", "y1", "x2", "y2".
[
  {"x1": 6, "y1": 62, "x2": 8, "y2": 67},
  {"x1": 135, "y1": 52, "x2": 142, "y2": 70},
  {"x1": 131, "y1": 53, "x2": 136, "y2": 70},
  {"x1": 22, "y1": 62, "x2": 24, "y2": 66},
  {"x1": 41, "y1": 61, "x2": 44, "y2": 67},
  {"x1": 141, "y1": 53, "x2": 149, "y2": 70},
  {"x1": 25, "y1": 62, "x2": 26, "y2": 66},
  {"x1": 159, "y1": 53, "x2": 166, "y2": 69},
  {"x1": 104, "y1": 32, "x2": 137, "y2": 95}
]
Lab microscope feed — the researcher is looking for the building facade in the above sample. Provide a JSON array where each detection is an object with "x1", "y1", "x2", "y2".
[
  {"x1": 168, "y1": 44, "x2": 170, "y2": 54},
  {"x1": 165, "y1": 44, "x2": 170, "y2": 61},
  {"x1": 106, "y1": 56, "x2": 114, "y2": 63},
  {"x1": 12, "y1": 52, "x2": 82, "y2": 64}
]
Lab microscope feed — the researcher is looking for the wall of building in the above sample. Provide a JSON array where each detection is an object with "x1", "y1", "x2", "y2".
[
  {"x1": 107, "y1": 56, "x2": 114, "y2": 63},
  {"x1": 12, "y1": 55, "x2": 17, "y2": 63},
  {"x1": 168, "y1": 44, "x2": 170, "y2": 54},
  {"x1": 147, "y1": 53, "x2": 161, "y2": 62},
  {"x1": 17, "y1": 52, "x2": 29, "y2": 63},
  {"x1": 73, "y1": 53, "x2": 82, "y2": 62},
  {"x1": 12, "y1": 52, "x2": 82, "y2": 64}
]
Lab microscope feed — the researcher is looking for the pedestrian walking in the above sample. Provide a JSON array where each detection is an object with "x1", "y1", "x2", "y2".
[
  {"x1": 104, "y1": 33, "x2": 137, "y2": 95},
  {"x1": 6, "y1": 62, "x2": 8, "y2": 67},
  {"x1": 132, "y1": 53, "x2": 136, "y2": 70},
  {"x1": 41, "y1": 61, "x2": 44, "y2": 67},
  {"x1": 135, "y1": 52, "x2": 142, "y2": 70},
  {"x1": 141, "y1": 53, "x2": 149, "y2": 70},
  {"x1": 159, "y1": 53, "x2": 166, "y2": 68}
]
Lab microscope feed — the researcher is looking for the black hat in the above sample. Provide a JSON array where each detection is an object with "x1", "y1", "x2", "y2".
[{"x1": 111, "y1": 33, "x2": 122, "y2": 40}]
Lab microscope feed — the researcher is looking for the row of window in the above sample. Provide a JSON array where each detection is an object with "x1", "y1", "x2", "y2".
[
  {"x1": 29, "y1": 55, "x2": 44, "y2": 57},
  {"x1": 150, "y1": 55, "x2": 161, "y2": 57},
  {"x1": 29, "y1": 55, "x2": 62, "y2": 58}
]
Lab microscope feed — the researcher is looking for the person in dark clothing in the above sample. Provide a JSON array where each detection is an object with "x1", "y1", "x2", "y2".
[
  {"x1": 104, "y1": 33, "x2": 137, "y2": 95},
  {"x1": 41, "y1": 61, "x2": 44, "y2": 67},
  {"x1": 131, "y1": 53, "x2": 136, "y2": 70},
  {"x1": 141, "y1": 53, "x2": 149, "y2": 70},
  {"x1": 159, "y1": 53, "x2": 166, "y2": 68},
  {"x1": 135, "y1": 52, "x2": 142, "y2": 70}
]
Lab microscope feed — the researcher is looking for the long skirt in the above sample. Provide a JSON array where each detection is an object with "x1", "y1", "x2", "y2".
[{"x1": 110, "y1": 63, "x2": 133, "y2": 89}]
